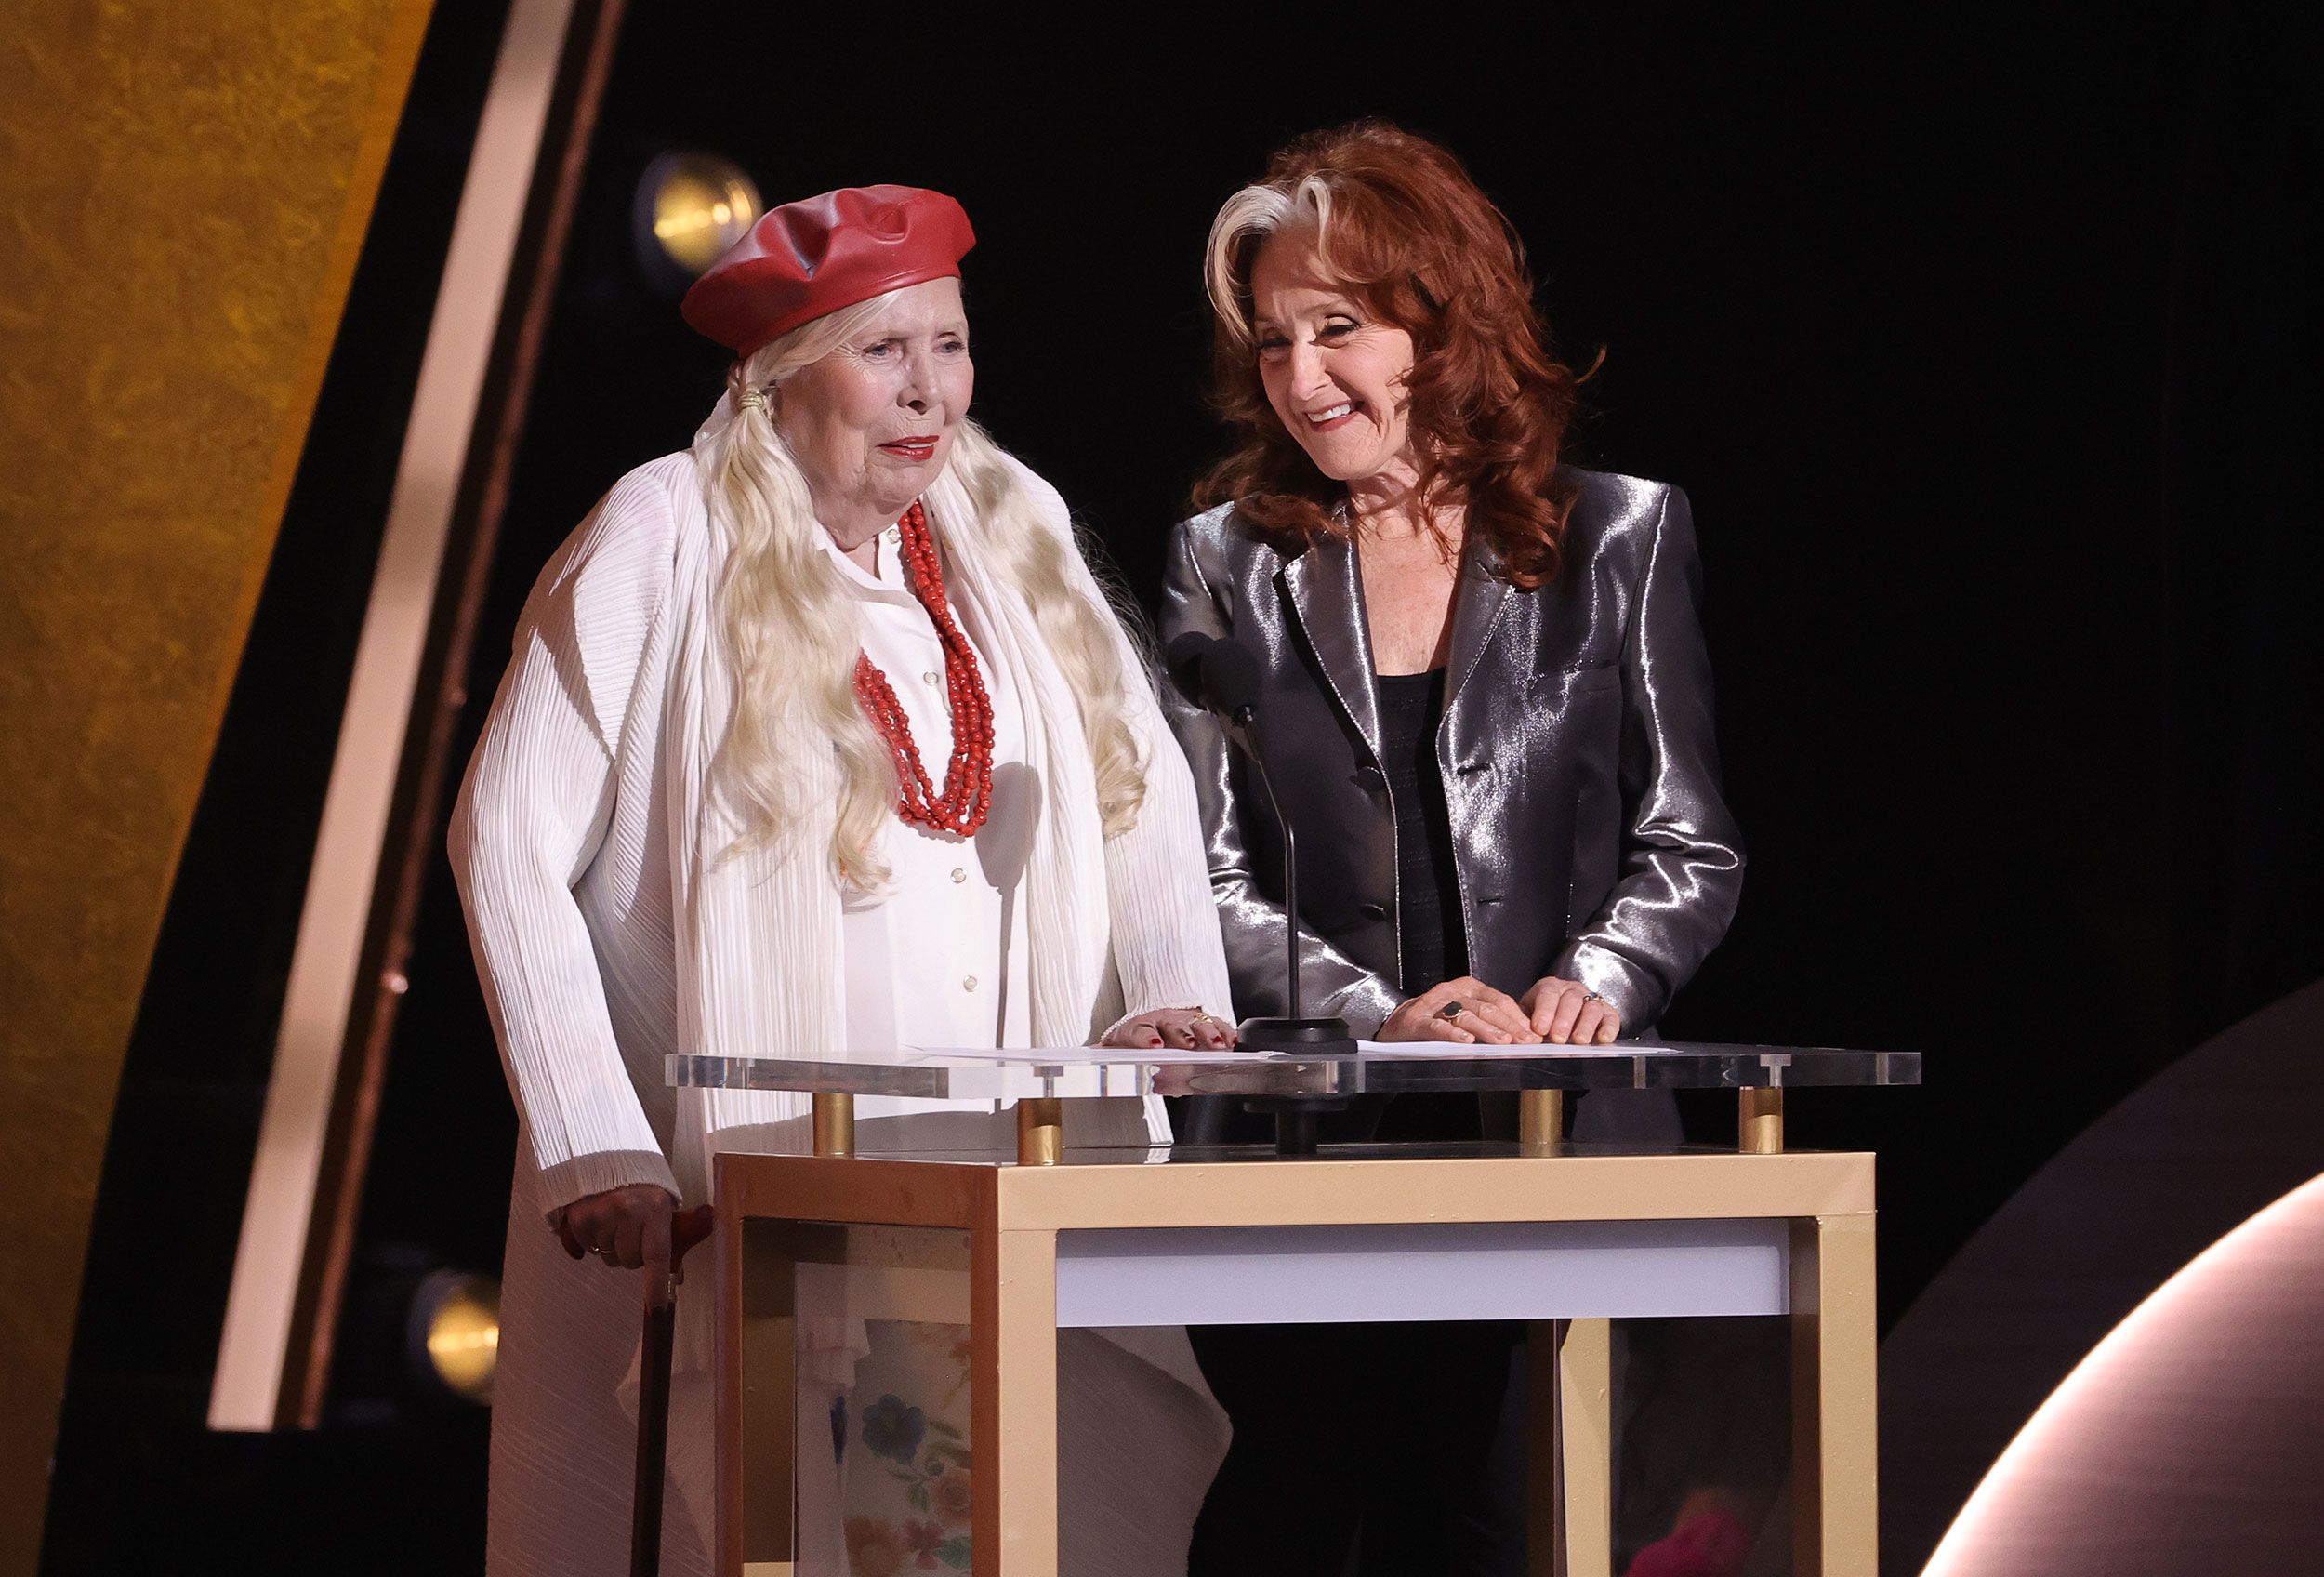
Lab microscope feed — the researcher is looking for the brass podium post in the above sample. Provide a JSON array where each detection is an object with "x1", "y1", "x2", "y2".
[
  {"x1": 1015, "y1": 1098, "x2": 1063, "y2": 1166},
  {"x1": 1519, "y1": 1088, "x2": 1565, "y2": 1156},
  {"x1": 810, "y1": 1092, "x2": 853, "y2": 1158}
]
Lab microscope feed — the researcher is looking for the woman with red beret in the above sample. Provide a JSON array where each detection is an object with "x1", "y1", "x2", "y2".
[{"x1": 451, "y1": 186, "x2": 1236, "y2": 1577}]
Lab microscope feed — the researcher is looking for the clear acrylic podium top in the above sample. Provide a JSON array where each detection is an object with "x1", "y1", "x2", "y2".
[{"x1": 667, "y1": 1040, "x2": 1919, "y2": 1102}]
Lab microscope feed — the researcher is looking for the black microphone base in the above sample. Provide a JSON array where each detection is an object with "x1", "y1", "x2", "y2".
[
  {"x1": 1234, "y1": 1015, "x2": 1357, "y2": 1056},
  {"x1": 1231, "y1": 1016, "x2": 1358, "y2": 1155}
]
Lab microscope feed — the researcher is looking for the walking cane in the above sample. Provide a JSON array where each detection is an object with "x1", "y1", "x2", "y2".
[{"x1": 633, "y1": 1206, "x2": 717, "y2": 1577}]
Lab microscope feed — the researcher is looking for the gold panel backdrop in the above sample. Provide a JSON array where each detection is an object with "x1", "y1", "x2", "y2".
[{"x1": 0, "y1": 2, "x2": 435, "y2": 1566}]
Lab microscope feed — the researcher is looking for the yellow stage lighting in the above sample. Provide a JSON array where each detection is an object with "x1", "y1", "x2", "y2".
[
  {"x1": 414, "y1": 1271, "x2": 501, "y2": 1405},
  {"x1": 639, "y1": 152, "x2": 762, "y2": 279}
]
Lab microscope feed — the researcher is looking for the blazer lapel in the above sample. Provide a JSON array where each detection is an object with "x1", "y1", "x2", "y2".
[
  {"x1": 1444, "y1": 533, "x2": 1515, "y2": 714},
  {"x1": 1281, "y1": 531, "x2": 1383, "y2": 765}
]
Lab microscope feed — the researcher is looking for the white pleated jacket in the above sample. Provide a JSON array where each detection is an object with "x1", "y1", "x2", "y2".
[{"x1": 449, "y1": 442, "x2": 1236, "y2": 1577}]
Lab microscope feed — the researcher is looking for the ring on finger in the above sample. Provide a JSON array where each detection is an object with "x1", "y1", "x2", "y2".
[
  {"x1": 589, "y1": 1246, "x2": 614, "y2": 1260},
  {"x1": 1435, "y1": 999, "x2": 1467, "y2": 1021}
]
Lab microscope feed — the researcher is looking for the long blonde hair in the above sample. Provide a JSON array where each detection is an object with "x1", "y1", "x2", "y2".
[{"x1": 692, "y1": 292, "x2": 1146, "y2": 891}]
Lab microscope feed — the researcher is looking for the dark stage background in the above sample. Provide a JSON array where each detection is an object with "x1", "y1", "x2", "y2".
[{"x1": 46, "y1": 6, "x2": 2321, "y2": 1573}]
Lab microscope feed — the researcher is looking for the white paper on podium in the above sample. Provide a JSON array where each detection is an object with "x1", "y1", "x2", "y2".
[
  {"x1": 945, "y1": 1045, "x2": 1264, "y2": 1066},
  {"x1": 926, "y1": 1042, "x2": 1641, "y2": 1065}
]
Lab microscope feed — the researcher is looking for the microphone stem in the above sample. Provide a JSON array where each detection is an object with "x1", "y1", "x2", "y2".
[{"x1": 1237, "y1": 709, "x2": 1301, "y2": 1023}]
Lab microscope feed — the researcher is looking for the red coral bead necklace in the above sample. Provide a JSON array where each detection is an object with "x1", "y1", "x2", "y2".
[{"x1": 852, "y1": 499, "x2": 994, "y2": 838}]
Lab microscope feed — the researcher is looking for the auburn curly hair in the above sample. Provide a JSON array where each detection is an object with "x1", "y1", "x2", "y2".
[{"x1": 1195, "y1": 121, "x2": 1588, "y2": 589}]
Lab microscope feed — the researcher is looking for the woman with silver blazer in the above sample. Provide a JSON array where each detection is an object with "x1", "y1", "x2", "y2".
[
  {"x1": 1160, "y1": 123, "x2": 1746, "y2": 1576},
  {"x1": 1163, "y1": 469, "x2": 1740, "y2": 1047}
]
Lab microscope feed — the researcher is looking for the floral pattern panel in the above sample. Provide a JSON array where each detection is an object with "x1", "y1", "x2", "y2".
[{"x1": 828, "y1": 1319, "x2": 975, "y2": 1576}]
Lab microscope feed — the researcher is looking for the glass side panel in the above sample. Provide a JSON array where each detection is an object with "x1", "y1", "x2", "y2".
[
  {"x1": 739, "y1": 1220, "x2": 973, "y2": 1576},
  {"x1": 1180, "y1": 1314, "x2": 1791, "y2": 1570},
  {"x1": 1601, "y1": 1316, "x2": 1792, "y2": 1571}
]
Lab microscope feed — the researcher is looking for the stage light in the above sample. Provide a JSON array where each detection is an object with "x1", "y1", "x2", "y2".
[
  {"x1": 635, "y1": 152, "x2": 761, "y2": 289},
  {"x1": 409, "y1": 1269, "x2": 500, "y2": 1405}
]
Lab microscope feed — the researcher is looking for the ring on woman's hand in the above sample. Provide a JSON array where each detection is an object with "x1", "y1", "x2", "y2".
[
  {"x1": 1582, "y1": 991, "x2": 1603, "y2": 1004},
  {"x1": 1436, "y1": 1000, "x2": 1466, "y2": 1020},
  {"x1": 589, "y1": 1246, "x2": 614, "y2": 1260}
]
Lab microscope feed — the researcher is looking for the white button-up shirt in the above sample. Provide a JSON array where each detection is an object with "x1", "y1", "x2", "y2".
[{"x1": 827, "y1": 523, "x2": 1033, "y2": 1054}]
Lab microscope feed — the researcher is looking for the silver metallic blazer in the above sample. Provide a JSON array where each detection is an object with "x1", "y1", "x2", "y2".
[{"x1": 1156, "y1": 468, "x2": 1744, "y2": 1038}]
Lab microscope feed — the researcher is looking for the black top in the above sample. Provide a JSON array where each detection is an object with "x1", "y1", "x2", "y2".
[
  {"x1": 1373, "y1": 669, "x2": 1469, "y2": 996},
  {"x1": 1363, "y1": 667, "x2": 1483, "y2": 1143}
]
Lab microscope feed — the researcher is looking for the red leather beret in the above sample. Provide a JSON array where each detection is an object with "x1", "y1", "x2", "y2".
[{"x1": 680, "y1": 184, "x2": 976, "y2": 358}]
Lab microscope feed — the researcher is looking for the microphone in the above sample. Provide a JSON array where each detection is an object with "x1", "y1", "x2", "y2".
[
  {"x1": 1184, "y1": 632, "x2": 1262, "y2": 725},
  {"x1": 1168, "y1": 633, "x2": 1356, "y2": 1067}
]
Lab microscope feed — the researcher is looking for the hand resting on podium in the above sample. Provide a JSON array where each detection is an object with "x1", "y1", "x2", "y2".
[
  {"x1": 1374, "y1": 974, "x2": 1624, "y2": 1046},
  {"x1": 1100, "y1": 1006, "x2": 1239, "y2": 1051}
]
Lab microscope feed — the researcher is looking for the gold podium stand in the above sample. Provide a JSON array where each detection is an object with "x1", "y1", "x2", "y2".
[{"x1": 680, "y1": 1044, "x2": 1913, "y2": 1577}]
